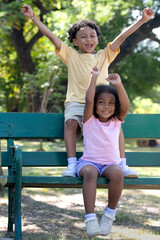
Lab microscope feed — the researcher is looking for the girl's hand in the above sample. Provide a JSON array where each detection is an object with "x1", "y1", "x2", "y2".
[
  {"x1": 91, "y1": 66, "x2": 100, "y2": 77},
  {"x1": 142, "y1": 7, "x2": 154, "y2": 21},
  {"x1": 21, "y1": 4, "x2": 33, "y2": 19},
  {"x1": 106, "y1": 73, "x2": 121, "y2": 85}
]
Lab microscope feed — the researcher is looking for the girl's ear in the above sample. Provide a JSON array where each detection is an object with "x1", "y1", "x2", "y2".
[{"x1": 72, "y1": 38, "x2": 78, "y2": 47}]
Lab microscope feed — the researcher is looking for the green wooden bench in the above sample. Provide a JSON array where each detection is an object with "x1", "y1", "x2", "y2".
[{"x1": 0, "y1": 112, "x2": 160, "y2": 240}]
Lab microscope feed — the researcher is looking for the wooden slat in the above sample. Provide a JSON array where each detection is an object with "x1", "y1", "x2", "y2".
[
  {"x1": 4, "y1": 176, "x2": 160, "y2": 189},
  {"x1": 0, "y1": 113, "x2": 159, "y2": 139},
  {"x1": 1, "y1": 151, "x2": 160, "y2": 167},
  {"x1": 123, "y1": 114, "x2": 160, "y2": 138},
  {"x1": 125, "y1": 152, "x2": 160, "y2": 166},
  {"x1": 0, "y1": 113, "x2": 64, "y2": 139}
]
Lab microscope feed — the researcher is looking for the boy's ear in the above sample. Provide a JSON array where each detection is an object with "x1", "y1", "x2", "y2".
[{"x1": 72, "y1": 38, "x2": 78, "y2": 46}]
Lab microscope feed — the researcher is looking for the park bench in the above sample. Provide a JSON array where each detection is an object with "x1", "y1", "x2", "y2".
[{"x1": 0, "y1": 112, "x2": 160, "y2": 240}]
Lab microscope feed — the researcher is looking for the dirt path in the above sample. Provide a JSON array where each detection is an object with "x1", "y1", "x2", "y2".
[{"x1": 0, "y1": 188, "x2": 160, "y2": 240}]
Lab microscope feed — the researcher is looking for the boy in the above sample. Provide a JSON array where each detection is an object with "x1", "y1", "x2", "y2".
[{"x1": 21, "y1": 5, "x2": 154, "y2": 177}]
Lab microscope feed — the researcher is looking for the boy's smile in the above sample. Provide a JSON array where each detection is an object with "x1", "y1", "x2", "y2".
[{"x1": 73, "y1": 26, "x2": 98, "y2": 53}]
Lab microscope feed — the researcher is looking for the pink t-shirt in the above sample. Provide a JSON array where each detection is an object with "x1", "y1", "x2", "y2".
[{"x1": 81, "y1": 116, "x2": 122, "y2": 165}]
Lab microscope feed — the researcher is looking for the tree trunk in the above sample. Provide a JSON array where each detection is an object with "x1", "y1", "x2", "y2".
[{"x1": 11, "y1": 28, "x2": 40, "y2": 112}]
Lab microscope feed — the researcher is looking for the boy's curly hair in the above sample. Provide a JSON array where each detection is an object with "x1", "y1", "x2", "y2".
[
  {"x1": 93, "y1": 84, "x2": 121, "y2": 121},
  {"x1": 68, "y1": 20, "x2": 101, "y2": 49}
]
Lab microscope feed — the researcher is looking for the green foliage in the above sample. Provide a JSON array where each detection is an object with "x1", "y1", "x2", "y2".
[
  {"x1": 0, "y1": 45, "x2": 25, "y2": 111},
  {"x1": 133, "y1": 97, "x2": 160, "y2": 113},
  {"x1": 0, "y1": 0, "x2": 160, "y2": 112},
  {"x1": 114, "y1": 44, "x2": 160, "y2": 104}
]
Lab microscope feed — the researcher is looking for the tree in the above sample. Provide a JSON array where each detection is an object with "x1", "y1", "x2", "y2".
[{"x1": 0, "y1": 0, "x2": 160, "y2": 112}]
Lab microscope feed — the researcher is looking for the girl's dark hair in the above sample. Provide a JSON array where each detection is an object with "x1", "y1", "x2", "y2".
[
  {"x1": 68, "y1": 20, "x2": 101, "y2": 49},
  {"x1": 93, "y1": 84, "x2": 121, "y2": 120}
]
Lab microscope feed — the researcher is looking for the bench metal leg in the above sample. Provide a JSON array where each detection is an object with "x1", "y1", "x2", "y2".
[
  {"x1": 8, "y1": 187, "x2": 15, "y2": 232},
  {"x1": 7, "y1": 139, "x2": 15, "y2": 233},
  {"x1": 14, "y1": 145, "x2": 22, "y2": 240}
]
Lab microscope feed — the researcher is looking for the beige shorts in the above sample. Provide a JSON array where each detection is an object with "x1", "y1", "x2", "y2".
[{"x1": 64, "y1": 102, "x2": 85, "y2": 130}]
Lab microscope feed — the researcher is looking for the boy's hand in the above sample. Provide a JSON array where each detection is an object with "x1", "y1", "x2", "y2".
[
  {"x1": 106, "y1": 73, "x2": 121, "y2": 85},
  {"x1": 91, "y1": 66, "x2": 100, "y2": 77},
  {"x1": 21, "y1": 4, "x2": 33, "y2": 19},
  {"x1": 142, "y1": 7, "x2": 154, "y2": 21}
]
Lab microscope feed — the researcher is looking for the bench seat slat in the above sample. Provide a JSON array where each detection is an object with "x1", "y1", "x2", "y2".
[{"x1": 4, "y1": 176, "x2": 160, "y2": 190}]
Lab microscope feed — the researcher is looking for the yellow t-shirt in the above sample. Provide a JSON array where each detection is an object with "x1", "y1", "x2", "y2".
[{"x1": 55, "y1": 42, "x2": 120, "y2": 103}]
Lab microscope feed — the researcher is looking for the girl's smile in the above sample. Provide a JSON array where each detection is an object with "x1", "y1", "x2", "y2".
[{"x1": 96, "y1": 93, "x2": 116, "y2": 122}]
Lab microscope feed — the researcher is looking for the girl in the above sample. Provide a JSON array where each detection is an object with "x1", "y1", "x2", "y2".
[{"x1": 76, "y1": 66, "x2": 129, "y2": 237}]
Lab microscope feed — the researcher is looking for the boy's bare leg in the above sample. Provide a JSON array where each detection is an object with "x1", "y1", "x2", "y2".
[
  {"x1": 119, "y1": 127, "x2": 138, "y2": 178},
  {"x1": 64, "y1": 119, "x2": 78, "y2": 157},
  {"x1": 62, "y1": 119, "x2": 78, "y2": 177}
]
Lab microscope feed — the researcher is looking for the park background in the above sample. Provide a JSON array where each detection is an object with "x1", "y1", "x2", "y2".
[{"x1": 0, "y1": 0, "x2": 160, "y2": 239}]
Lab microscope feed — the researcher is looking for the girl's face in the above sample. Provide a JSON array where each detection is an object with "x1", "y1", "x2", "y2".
[
  {"x1": 96, "y1": 92, "x2": 116, "y2": 122},
  {"x1": 72, "y1": 26, "x2": 98, "y2": 53}
]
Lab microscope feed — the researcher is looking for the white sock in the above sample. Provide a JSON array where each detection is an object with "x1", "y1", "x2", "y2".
[
  {"x1": 105, "y1": 206, "x2": 116, "y2": 216},
  {"x1": 68, "y1": 157, "x2": 77, "y2": 165},
  {"x1": 120, "y1": 158, "x2": 126, "y2": 166},
  {"x1": 85, "y1": 213, "x2": 96, "y2": 220}
]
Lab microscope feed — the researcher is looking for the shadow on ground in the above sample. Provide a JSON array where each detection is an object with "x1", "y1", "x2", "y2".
[{"x1": 0, "y1": 188, "x2": 160, "y2": 240}]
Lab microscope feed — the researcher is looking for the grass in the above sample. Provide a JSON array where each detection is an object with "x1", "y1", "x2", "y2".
[{"x1": 0, "y1": 139, "x2": 160, "y2": 239}]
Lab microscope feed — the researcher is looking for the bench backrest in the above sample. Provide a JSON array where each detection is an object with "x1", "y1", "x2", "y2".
[
  {"x1": 0, "y1": 113, "x2": 160, "y2": 139},
  {"x1": 1, "y1": 113, "x2": 160, "y2": 168}
]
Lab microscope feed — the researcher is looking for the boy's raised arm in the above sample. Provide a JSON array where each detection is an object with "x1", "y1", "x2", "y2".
[
  {"x1": 110, "y1": 7, "x2": 154, "y2": 52},
  {"x1": 21, "y1": 4, "x2": 61, "y2": 50}
]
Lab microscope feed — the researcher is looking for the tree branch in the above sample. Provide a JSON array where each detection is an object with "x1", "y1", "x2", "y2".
[
  {"x1": 33, "y1": 0, "x2": 49, "y2": 15},
  {"x1": 27, "y1": 0, "x2": 67, "y2": 51},
  {"x1": 28, "y1": 31, "x2": 43, "y2": 51},
  {"x1": 148, "y1": 32, "x2": 160, "y2": 44},
  {"x1": 109, "y1": 12, "x2": 160, "y2": 70}
]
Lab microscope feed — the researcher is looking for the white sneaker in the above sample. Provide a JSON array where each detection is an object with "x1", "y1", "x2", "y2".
[
  {"x1": 84, "y1": 217, "x2": 101, "y2": 237},
  {"x1": 62, "y1": 164, "x2": 76, "y2": 177},
  {"x1": 100, "y1": 211, "x2": 115, "y2": 236},
  {"x1": 120, "y1": 158, "x2": 138, "y2": 178}
]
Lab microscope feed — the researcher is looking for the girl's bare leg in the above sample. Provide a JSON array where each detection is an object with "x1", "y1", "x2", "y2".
[
  {"x1": 80, "y1": 165, "x2": 99, "y2": 213},
  {"x1": 102, "y1": 164, "x2": 124, "y2": 209},
  {"x1": 100, "y1": 165, "x2": 123, "y2": 236}
]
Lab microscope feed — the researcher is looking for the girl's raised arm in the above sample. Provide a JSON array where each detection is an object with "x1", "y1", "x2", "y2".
[
  {"x1": 107, "y1": 74, "x2": 129, "y2": 120},
  {"x1": 83, "y1": 67, "x2": 100, "y2": 123},
  {"x1": 21, "y1": 4, "x2": 61, "y2": 50}
]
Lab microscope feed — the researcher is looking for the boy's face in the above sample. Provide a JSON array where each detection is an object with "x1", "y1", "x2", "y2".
[{"x1": 73, "y1": 26, "x2": 98, "y2": 53}]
